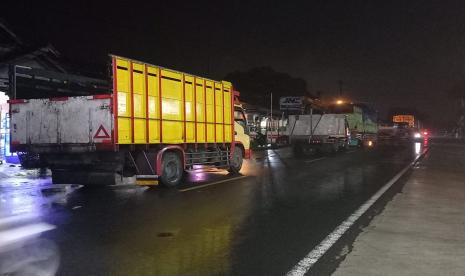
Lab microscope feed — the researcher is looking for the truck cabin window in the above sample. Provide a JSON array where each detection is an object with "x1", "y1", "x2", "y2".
[{"x1": 234, "y1": 109, "x2": 248, "y2": 133}]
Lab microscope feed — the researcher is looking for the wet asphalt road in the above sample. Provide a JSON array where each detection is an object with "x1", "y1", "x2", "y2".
[{"x1": 0, "y1": 142, "x2": 423, "y2": 276}]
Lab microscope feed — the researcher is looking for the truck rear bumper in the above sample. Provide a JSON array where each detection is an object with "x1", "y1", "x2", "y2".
[
  {"x1": 135, "y1": 175, "x2": 159, "y2": 186},
  {"x1": 291, "y1": 135, "x2": 347, "y2": 144},
  {"x1": 42, "y1": 152, "x2": 124, "y2": 172},
  {"x1": 12, "y1": 144, "x2": 115, "y2": 153},
  {"x1": 52, "y1": 170, "x2": 117, "y2": 185}
]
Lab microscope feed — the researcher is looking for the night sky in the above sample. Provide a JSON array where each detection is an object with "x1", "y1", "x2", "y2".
[{"x1": 4, "y1": 1, "x2": 465, "y2": 127}]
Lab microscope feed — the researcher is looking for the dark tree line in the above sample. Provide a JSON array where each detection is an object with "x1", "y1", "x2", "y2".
[{"x1": 224, "y1": 67, "x2": 311, "y2": 108}]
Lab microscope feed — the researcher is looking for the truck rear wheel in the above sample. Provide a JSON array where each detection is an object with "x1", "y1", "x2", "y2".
[
  {"x1": 160, "y1": 152, "x2": 183, "y2": 188},
  {"x1": 338, "y1": 139, "x2": 348, "y2": 151},
  {"x1": 228, "y1": 147, "x2": 243, "y2": 174},
  {"x1": 294, "y1": 143, "x2": 317, "y2": 157}
]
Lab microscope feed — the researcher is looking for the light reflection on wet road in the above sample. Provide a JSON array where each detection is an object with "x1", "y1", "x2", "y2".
[{"x1": 0, "y1": 142, "x2": 423, "y2": 275}]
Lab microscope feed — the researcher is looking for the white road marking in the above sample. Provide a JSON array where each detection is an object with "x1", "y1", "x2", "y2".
[
  {"x1": 179, "y1": 175, "x2": 248, "y2": 192},
  {"x1": 285, "y1": 149, "x2": 428, "y2": 276},
  {"x1": 304, "y1": 157, "x2": 326, "y2": 163},
  {"x1": 345, "y1": 150, "x2": 357, "y2": 154}
]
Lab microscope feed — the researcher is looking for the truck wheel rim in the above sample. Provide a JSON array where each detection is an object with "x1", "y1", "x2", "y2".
[{"x1": 165, "y1": 161, "x2": 178, "y2": 181}]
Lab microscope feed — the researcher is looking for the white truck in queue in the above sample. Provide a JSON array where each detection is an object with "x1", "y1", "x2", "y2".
[{"x1": 287, "y1": 112, "x2": 349, "y2": 156}]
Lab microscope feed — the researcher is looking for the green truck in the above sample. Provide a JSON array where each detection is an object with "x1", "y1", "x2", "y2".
[{"x1": 328, "y1": 102, "x2": 378, "y2": 147}]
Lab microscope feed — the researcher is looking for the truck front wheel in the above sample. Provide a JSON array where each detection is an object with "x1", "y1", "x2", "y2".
[
  {"x1": 228, "y1": 146, "x2": 243, "y2": 174},
  {"x1": 160, "y1": 152, "x2": 183, "y2": 188}
]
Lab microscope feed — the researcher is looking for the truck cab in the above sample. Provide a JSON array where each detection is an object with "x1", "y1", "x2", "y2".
[{"x1": 233, "y1": 105, "x2": 251, "y2": 159}]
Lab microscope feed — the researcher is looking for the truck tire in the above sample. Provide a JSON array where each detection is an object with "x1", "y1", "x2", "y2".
[
  {"x1": 322, "y1": 143, "x2": 338, "y2": 154},
  {"x1": 160, "y1": 152, "x2": 184, "y2": 188},
  {"x1": 294, "y1": 143, "x2": 316, "y2": 157},
  {"x1": 339, "y1": 139, "x2": 348, "y2": 151},
  {"x1": 303, "y1": 145, "x2": 317, "y2": 156},
  {"x1": 228, "y1": 147, "x2": 243, "y2": 174}
]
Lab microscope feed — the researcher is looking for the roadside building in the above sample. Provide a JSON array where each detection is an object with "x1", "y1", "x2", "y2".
[{"x1": 0, "y1": 20, "x2": 67, "y2": 163}]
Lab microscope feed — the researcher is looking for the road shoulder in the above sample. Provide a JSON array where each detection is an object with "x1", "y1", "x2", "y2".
[{"x1": 332, "y1": 143, "x2": 465, "y2": 276}]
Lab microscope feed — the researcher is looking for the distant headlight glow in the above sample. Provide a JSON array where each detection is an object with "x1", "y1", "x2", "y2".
[{"x1": 414, "y1": 133, "x2": 421, "y2": 138}]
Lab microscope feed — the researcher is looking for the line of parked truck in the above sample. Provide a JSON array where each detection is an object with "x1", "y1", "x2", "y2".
[{"x1": 7, "y1": 55, "x2": 417, "y2": 187}]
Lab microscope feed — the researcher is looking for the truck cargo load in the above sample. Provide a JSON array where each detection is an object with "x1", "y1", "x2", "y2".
[{"x1": 9, "y1": 55, "x2": 251, "y2": 187}]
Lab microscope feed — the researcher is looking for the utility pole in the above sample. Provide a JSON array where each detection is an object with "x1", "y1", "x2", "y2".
[
  {"x1": 270, "y1": 92, "x2": 273, "y2": 121},
  {"x1": 270, "y1": 92, "x2": 273, "y2": 144},
  {"x1": 458, "y1": 96, "x2": 465, "y2": 138}
]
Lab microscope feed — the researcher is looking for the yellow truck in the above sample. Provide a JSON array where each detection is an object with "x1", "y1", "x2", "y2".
[{"x1": 9, "y1": 55, "x2": 251, "y2": 187}]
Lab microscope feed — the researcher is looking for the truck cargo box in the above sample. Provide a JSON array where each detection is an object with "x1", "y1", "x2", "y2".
[
  {"x1": 113, "y1": 57, "x2": 233, "y2": 145},
  {"x1": 10, "y1": 55, "x2": 235, "y2": 152},
  {"x1": 10, "y1": 96, "x2": 112, "y2": 152},
  {"x1": 287, "y1": 114, "x2": 348, "y2": 155},
  {"x1": 287, "y1": 114, "x2": 347, "y2": 139}
]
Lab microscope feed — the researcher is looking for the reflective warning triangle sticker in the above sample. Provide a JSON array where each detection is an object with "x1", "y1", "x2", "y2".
[{"x1": 94, "y1": 125, "x2": 110, "y2": 139}]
